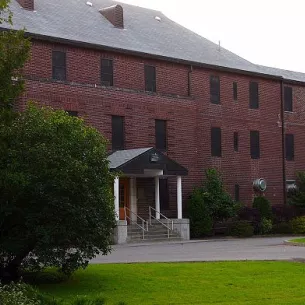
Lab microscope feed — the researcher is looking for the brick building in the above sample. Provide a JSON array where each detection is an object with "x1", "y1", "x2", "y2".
[{"x1": 3, "y1": 0, "x2": 305, "y2": 242}]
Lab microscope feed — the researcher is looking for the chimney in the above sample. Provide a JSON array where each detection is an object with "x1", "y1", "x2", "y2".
[
  {"x1": 99, "y1": 5, "x2": 124, "y2": 29},
  {"x1": 16, "y1": 0, "x2": 34, "y2": 10}
]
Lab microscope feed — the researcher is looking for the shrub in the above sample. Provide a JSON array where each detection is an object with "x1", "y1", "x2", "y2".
[
  {"x1": 272, "y1": 222, "x2": 292, "y2": 234},
  {"x1": 253, "y1": 196, "x2": 272, "y2": 220},
  {"x1": 188, "y1": 169, "x2": 239, "y2": 237},
  {"x1": 230, "y1": 221, "x2": 254, "y2": 238},
  {"x1": 188, "y1": 188, "x2": 213, "y2": 237},
  {"x1": 272, "y1": 206, "x2": 299, "y2": 223},
  {"x1": 23, "y1": 269, "x2": 68, "y2": 285},
  {"x1": 290, "y1": 172, "x2": 305, "y2": 207},
  {"x1": 0, "y1": 282, "x2": 40, "y2": 305},
  {"x1": 291, "y1": 216, "x2": 305, "y2": 234},
  {"x1": 258, "y1": 218, "x2": 273, "y2": 235}
]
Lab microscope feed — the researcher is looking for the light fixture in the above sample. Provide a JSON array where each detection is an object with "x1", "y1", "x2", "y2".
[{"x1": 150, "y1": 153, "x2": 159, "y2": 163}]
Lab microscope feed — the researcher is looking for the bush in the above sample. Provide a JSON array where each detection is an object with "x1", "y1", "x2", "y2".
[
  {"x1": 23, "y1": 269, "x2": 68, "y2": 285},
  {"x1": 258, "y1": 218, "x2": 273, "y2": 235},
  {"x1": 253, "y1": 196, "x2": 272, "y2": 220},
  {"x1": 188, "y1": 169, "x2": 239, "y2": 237},
  {"x1": 0, "y1": 282, "x2": 40, "y2": 305},
  {"x1": 291, "y1": 216, "x2": 305, "y2": 234},
  {"x1": 230, "y1": 221, "x2": 254, "y2": 238},
  {"x1": 272, "y1": 206, "x2": 299, "y2": 223},
  {"x1": 272, "y1": 222, "x2": 292, "y2": 234},
  {"x1": 188, "y1": 188, "x2": 213, "y2": 237}
]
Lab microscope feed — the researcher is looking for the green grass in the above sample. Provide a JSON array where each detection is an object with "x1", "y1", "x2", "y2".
[
  {"x1": 289, "y1": 238, "x2": 305, "y2": 243},
  {"x1": 38, "y1": 262, "x2": 305, "y2": 305}
]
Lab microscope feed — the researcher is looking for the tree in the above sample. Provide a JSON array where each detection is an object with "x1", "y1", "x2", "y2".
[
  {"x1": 0, "y1": 0, "x2": 31, "y2": 110},
  {"x1": 290, "y1": 171, "x2": 305, "y2": 207},
  {"x1": 0, "y1": 0, "x2": 12, "y2": 25},
  {"x1": 0, "y1": 104, "x2": 116, "y2": 282},
  {"x1": 188, "y1": 168, "x2": 239, "y2": 237}
]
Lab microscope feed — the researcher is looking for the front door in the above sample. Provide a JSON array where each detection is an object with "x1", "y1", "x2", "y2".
[{"x1": 119, "y1": 178, "x2": 130, "y2": 221}]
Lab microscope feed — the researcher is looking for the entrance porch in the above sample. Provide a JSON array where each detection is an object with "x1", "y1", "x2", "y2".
[{"x1": 108, "y1": 148, "x2": 189, "y2": 244}]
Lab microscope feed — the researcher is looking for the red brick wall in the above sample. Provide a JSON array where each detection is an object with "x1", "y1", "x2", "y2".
[
  {"x1": 285, "y1": 84, "x2": 305, "y2": 180},
  {"x1": 21, "y1": 39, "x2": 305, "y2": 213}
]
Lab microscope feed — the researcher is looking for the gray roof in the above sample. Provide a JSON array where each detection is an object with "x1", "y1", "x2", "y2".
[
  {"x1": 256, "y1": 65, "x2": 305, "y2": 83},
  {"x1": 108, "y1": 148, "x2": 151, "y2": 169},
  {"x1": 3, "y1": 0, "x2": 305, "y2": 83}
]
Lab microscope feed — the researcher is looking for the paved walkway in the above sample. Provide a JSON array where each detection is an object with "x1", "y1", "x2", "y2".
[{"x1": 91, "y1": 237, "x2": 305, "y2": 264}]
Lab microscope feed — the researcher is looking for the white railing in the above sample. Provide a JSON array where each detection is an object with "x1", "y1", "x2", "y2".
[
  {"x1": 125, "y1": 207, "x2": 148, "y2": 240},
  {"x1": 149, "y1": 206, "x2": 174, "y2": 238}
]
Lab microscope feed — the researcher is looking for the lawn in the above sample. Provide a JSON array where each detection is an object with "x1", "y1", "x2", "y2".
[
  {"x1": 38, "y1": 262, "x2": 305, "y2": 305},
  {"x1": 289, "y1": 238, "x2": 305, "y2": 243}
]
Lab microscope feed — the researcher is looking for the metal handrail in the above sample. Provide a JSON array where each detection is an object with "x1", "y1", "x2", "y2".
[
  {"x1": 149, "y1": 206, "x2": 174, "y2": 238},
  {"x1": 125, "y1": 206, "x2": 148, "y2": 240}
]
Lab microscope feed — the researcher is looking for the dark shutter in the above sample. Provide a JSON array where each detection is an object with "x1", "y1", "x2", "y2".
[
  {"x1": 155, "y1": 120, "x2": 167, "y2": 151},
  {"x1": 249, "y1": 81, "x2": 259, "y2": 109},
  {"x1": 233, "y1": 82, "x2": 238, "y2": 101},
  {"x1": 285, "y1": 134, "x2": 294, "y2": 161},
  {"x1": 234, "y1": 184, "x2": 240, "y2": 202},
  {"x1": 145, "y1": 65, "x2": 156, "y2": 92},
  {"x1": 160, "y1": 179, "x2": 170, "y2": 210},
  {"x1": 234, "y1": 132, "x2": 239, "y2": 152},
  {"x1": 67, "y1": 111, "x2": 78, "y2": 117},
  {"x1": 112, "y1": 116, "x2": 124, "y2": 150},
  {"x1": 211, "y1": 127, "x2": 222, "y2": 157},
  {"x1": 101, "y1": 59, "x2": 113, "y2": 86},
  {"x1": 52, "y1": 51, "x2": 66, "y2": 81},
  {"x1": 210, "y1": 75, "x2": 220, "y2": 104},
  {"x1": 284, "y1": 86, "x2": 293, "y2": 112},
  {"x1": 250, "y1": 130, "x2": 260, "y2": 159}
]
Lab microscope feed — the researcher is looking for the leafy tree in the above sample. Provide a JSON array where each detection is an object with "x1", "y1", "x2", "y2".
[
  {"x1": 0, "y1": 0, "x2": 12, "y2": 25},
  {"x1": 0, "y1": 104, "x2": 116, "y2": 282},
  {"x1": 290, "y1": 172, "x2": 305, "y2": 207},
  {"x1": 0, "y1": 0, "x2": 31, "y2": 110},
  {"x1": 188, "y1": 168, "x2": 239, "y2": 237},
  {"x1": 253, "y1": 196, "x2": 272, "y2": 220}
]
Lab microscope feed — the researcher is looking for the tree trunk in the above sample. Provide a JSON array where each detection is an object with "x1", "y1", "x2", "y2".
[{"x1": 0, "y1": 245, "x2": 35, "y2": 283}]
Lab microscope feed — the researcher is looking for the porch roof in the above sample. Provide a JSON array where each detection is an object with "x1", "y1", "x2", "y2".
[{"x1": 107, "y1": 148, "x2": 188, "y2": 176}]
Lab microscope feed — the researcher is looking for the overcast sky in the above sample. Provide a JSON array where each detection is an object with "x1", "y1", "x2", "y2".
[{"x1": 119, "y1": 0, "x2": 305, "y2": 73}]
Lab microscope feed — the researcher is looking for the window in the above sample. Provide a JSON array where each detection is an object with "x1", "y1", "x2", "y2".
[
  {"x1": 112, "y1": 116, "x2": 124, "y2": 150},
  {"x1": 250, "y1": 130, "x2": 260, "y2": 159},
  {"x1": 145, "y1": 65, "x2": 156, "y2": 92},
  {"x1": 160, "y1": 178, "x2": 170, "y2": 210},
  {"x1": 234, "y1": 132, "x2": 239, "y2": 152},
  {"x1": 155, "y1": 119, "x2": 167, "y2": 151},
  {"x1": 211, "y1": 127, "x2": 222, "y2": 157},
  {"x1": 52, "y1": 51, "x2": 66, "y2": 81},
  {"x1": 66, "y1": 111, "x2": 78, "y2": 117},
  {"x1": 101, "y1": 59, "x2": 113, "y2": 86},
  {"x1": 210, "y1": 75, "x2": 220, "y2": 104},
  {"x1": 249, "y1": 81, "x2": 259, "y2": 109},
  {"x1": 285, "y1": 134, "x2": 294, "y2": 161},
  {"x1": 233, "y1": 82, "x2": 238, "y2": 101},
  {"x1": 284, "y1": 86, "x2": 293, "y2": 112},
  {"x1": 234, "y1": 184, "x2": 240, "y2": 202}
]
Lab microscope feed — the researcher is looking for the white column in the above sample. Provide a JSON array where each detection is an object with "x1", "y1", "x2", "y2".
[
  {"x1": 114, "y1": 177, "x2": 120, "y2": 221},
  {"x1": 155, "y1": 176, "x2": 160, "y2": 219},
  {"x1": 177, "y1": 176, "x2": 182, "y2": 219},
  {"x1": 130, "y1": 178, "x2": 137, "y2": 222}
]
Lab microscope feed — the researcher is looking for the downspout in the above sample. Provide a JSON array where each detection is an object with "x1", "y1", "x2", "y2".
[
  {"x1": 280, "y1": 79, "x2": 287, "y2": 205},
  {"x1": 188, "y1": 65, "x2": 193, "y2": 97}
]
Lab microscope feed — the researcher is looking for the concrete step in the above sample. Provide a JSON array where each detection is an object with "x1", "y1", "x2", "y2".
[
  {"x1": 127, "y1": 222, "x2": 181, "y2": 243},
  {"x1": 128, "y1": 236, "x2": 183, "y2": 243}
]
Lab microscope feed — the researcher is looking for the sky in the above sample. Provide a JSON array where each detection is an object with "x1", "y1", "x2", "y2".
[{"x1": 119, "y1": 0, "x2": 305, "y2": 73}]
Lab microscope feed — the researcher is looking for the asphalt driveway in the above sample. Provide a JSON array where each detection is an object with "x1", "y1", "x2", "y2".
[{"x1": 91, "y1": 237, "x2": 305, "y2": 264}]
